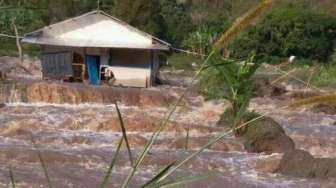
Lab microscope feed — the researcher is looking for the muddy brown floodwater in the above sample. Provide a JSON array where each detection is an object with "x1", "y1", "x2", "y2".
[
  {"x1": 0, "y1": 58, "x2": 335, "y2": 187},
  {"x1": 0, "y1": 93, "x2": 335, "y2": 188}
]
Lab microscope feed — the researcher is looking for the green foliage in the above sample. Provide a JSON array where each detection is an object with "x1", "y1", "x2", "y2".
[
  {"x1": 0, "y1": 3, "x2": 46, "y2": 56},
  {"x1": 113, "y1": 0, "x2": 165, "y2": 36},
  {"x1": 229, "y1": 6, "x2": 336, "y2": 63},
  {"x1": 185, "y1": 0, "x2": 232, "y2": 27},
  {"x1": 159, "y1": 0, "x2": 193, "y2": 46},
  {"x1": 180, "y1": 0, "x2": 232, "y2": 50},
  {"x1": 0, "y1": 8, "x2": 45, "y2": 34},
  {"x1": 182, "y1": 26, "x2": 220, "y2": 55},
  {"x1": 200, "y1": 54, "x2": 261, "y2": 127},
  {"x1": 331, "y1": 49, "x2": 336, "y2": 64},
  {"x1": 165, "y1": 53, "x2": 202, "y2": 71},
  {"x1": 312, "y1": 64, "x2": 336, "y2": 87}
]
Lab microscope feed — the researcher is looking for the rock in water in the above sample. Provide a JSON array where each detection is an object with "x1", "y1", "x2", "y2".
[
  {"x1": 253, "y1": 77, "x2": 286, "y2": 97},
  {"x1": 243, "y1": 115, "x2": 295, "y2": 154},
  {"x1": 216, "y1": 107, "x2": 235, "y2": 128},
  {"x1": 313, "y1": 158, "x2": 336, "y2": 179},
  {"x1": 311, "y1": 104, "x2": 336, "y2": 115},
  {"x1": 276, "y1": 149, "x2": 316, "y2": 178},
  {"x1": 0, "y1": 103, "x2": 5, "y2": 108},
  {"x1": 276, "y1": 149, "x2": 336, "y2": 179},
  {"x1": 217, "y1": 108, "x2": 295, "y2": 154}
]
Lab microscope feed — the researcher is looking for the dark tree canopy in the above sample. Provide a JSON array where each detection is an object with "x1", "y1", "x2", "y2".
[
  {"x1": 229, "y1": 6, "x2": 336, "y2": 63},
  {"x1": 113, "y1": 0, "x2": 165, "y2": 36}
]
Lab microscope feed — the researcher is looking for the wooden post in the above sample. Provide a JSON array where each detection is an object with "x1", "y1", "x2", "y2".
[{"x1": 11, "y1": 19, "x2": 23, "y2": 63}]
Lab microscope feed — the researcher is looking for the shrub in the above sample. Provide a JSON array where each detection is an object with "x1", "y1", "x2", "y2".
[
  {"x1": 312, "y1": 64, "x2": 336, "y2": 87},
  {"x1": 331, "y1": 49, "x2": 336, "y2": 64},
  {"x1": 200, "y1": 54, "x2": 261, "y2": 131},
  {"x1": 229, "y1": 6, "x2": 336, "y2": 63},
  {"x1": 182, "y1": 26, "x2": 220, "y2": 55}
]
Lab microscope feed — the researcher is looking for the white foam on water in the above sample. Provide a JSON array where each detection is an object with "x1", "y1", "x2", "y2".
[{"x1": 5, "y1": 102, "x2": 133, "y2": 110}]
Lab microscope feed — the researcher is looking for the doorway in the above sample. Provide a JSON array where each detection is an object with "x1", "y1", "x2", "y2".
[{"x1": 86, "y1": 55, "x2": 100, "y2": 85}]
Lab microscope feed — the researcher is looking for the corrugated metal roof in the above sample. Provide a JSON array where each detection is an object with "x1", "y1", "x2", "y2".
[{"x1": 22, "y1": 11, "x2": 171, "y2": 50}]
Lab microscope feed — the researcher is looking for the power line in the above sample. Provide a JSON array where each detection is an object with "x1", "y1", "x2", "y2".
[{"x1": 171, "y1": 47, "x2": 206, "y2": 57}]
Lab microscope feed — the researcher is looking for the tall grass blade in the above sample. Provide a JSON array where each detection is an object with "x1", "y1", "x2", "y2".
[
  {"x1": 100, "y1": 138, "x2": 123, "y2": 188},
  {"x1": 141, "y1": 161, "x2": 176, "y2": 188},
  {"x1": 185, "y1": 126, "x2": 190, "y2": 151},
  {"x1": 158, "y1": 173, "x2": 213, "y2": 188},
  {"x1": 214, "y1": 0, "x2": 273, "y2": 50},
  {"x1": 30, "y1": 136, "x2": 52, "y2": 188},
  {"x1": 115, "y1": 102, "x2": 133, "y2": 166},
  {"x1": 9, "y1": 165, "x2": 15, "y2": 188},
  {"x1": 121, "y1": 52, "x2": 215, "y2": 188}
]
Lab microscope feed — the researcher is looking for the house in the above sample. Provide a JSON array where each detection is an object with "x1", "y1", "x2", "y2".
[{"x1": 22, "y1": 10, "x2": 171, "y2": 88}]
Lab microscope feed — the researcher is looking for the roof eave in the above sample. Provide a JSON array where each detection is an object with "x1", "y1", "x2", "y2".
[{"x1": 22, "y1": 38, "x2": 170, "y2": 51}]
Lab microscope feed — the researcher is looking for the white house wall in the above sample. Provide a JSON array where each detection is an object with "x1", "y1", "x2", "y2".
[{"x1": 110, "y1": 49, "x2": 152, "y2": 87}]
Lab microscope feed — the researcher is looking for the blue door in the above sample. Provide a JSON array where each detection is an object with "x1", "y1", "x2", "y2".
[{"x1": 86, "y1": 55, "x2": 100, "y2": 85}]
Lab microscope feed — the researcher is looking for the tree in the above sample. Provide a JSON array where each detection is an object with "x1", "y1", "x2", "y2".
[
  {"x1": 159, "y1": 0, "x2": 193, "y2": 46},
  {"x1": 113, "y1": 0, "x2": 165, "y2": 36},
  {"x1": 229, "y1": 6, "x2": 336, "y2": 63}
]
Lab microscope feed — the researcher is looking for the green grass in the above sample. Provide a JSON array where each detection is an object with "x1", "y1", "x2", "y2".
[
  {"x1": 0, "y1": 40, "x2": 18, "y2": 57},
  {"x1": 255, "y1": 59, "x2": 336, "y2": 89},
  {"x1": 276, "y1": 60, "x2": 336, "y2": 88},
  {"x1": 0, "y1": 40, "x2": 41, "y2": 57},
  {"x1": 165, "y1": 53, "x2": 203, "y2": 72},
  {"x1": 311, "y1": 64, "x2": 336, "y2": 87}
]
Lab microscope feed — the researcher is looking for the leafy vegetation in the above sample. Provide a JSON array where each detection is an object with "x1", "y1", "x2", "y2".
[
  {"x1": 229, "y1": 5, "x2": 336, "y2": 63},
  {"x1": 201, "y1": 54, "x2": 261, "y2": 135},
  {"x1": 1, "y1": 0, "x2": 335, "y2": 64},
  {"x1": 311, "y1": 64, "x2": 336, "y2": 87},
  {"x1": 182, "y1": 26, "x2": 221, "y2": 55},
  {"x1": 159, "y1": 0, "x2": 193, "y2": 47},
  {"x1": 113, "y1": 0, "x2": 165, "y2": 36},
  {"x1": 165, "y1": 53, "x2": 203, "y2": 71}
]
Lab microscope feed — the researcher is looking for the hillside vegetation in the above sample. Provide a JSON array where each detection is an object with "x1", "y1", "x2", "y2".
[{"x1": 0, "y1": 0, "x2": 336, "y2": 63}]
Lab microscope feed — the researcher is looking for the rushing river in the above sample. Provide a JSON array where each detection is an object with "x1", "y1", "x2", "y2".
[{"x1": 0, "y1": 99, "x2": 335, "y2": 188}]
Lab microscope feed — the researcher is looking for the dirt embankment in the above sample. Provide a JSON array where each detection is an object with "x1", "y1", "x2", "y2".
[
  {"x1": 0, "y1": 56, "x2": 42, "y2": 80},
  {"x1": 0, "y1": 81, "x2": 175, "y2": 107}
]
